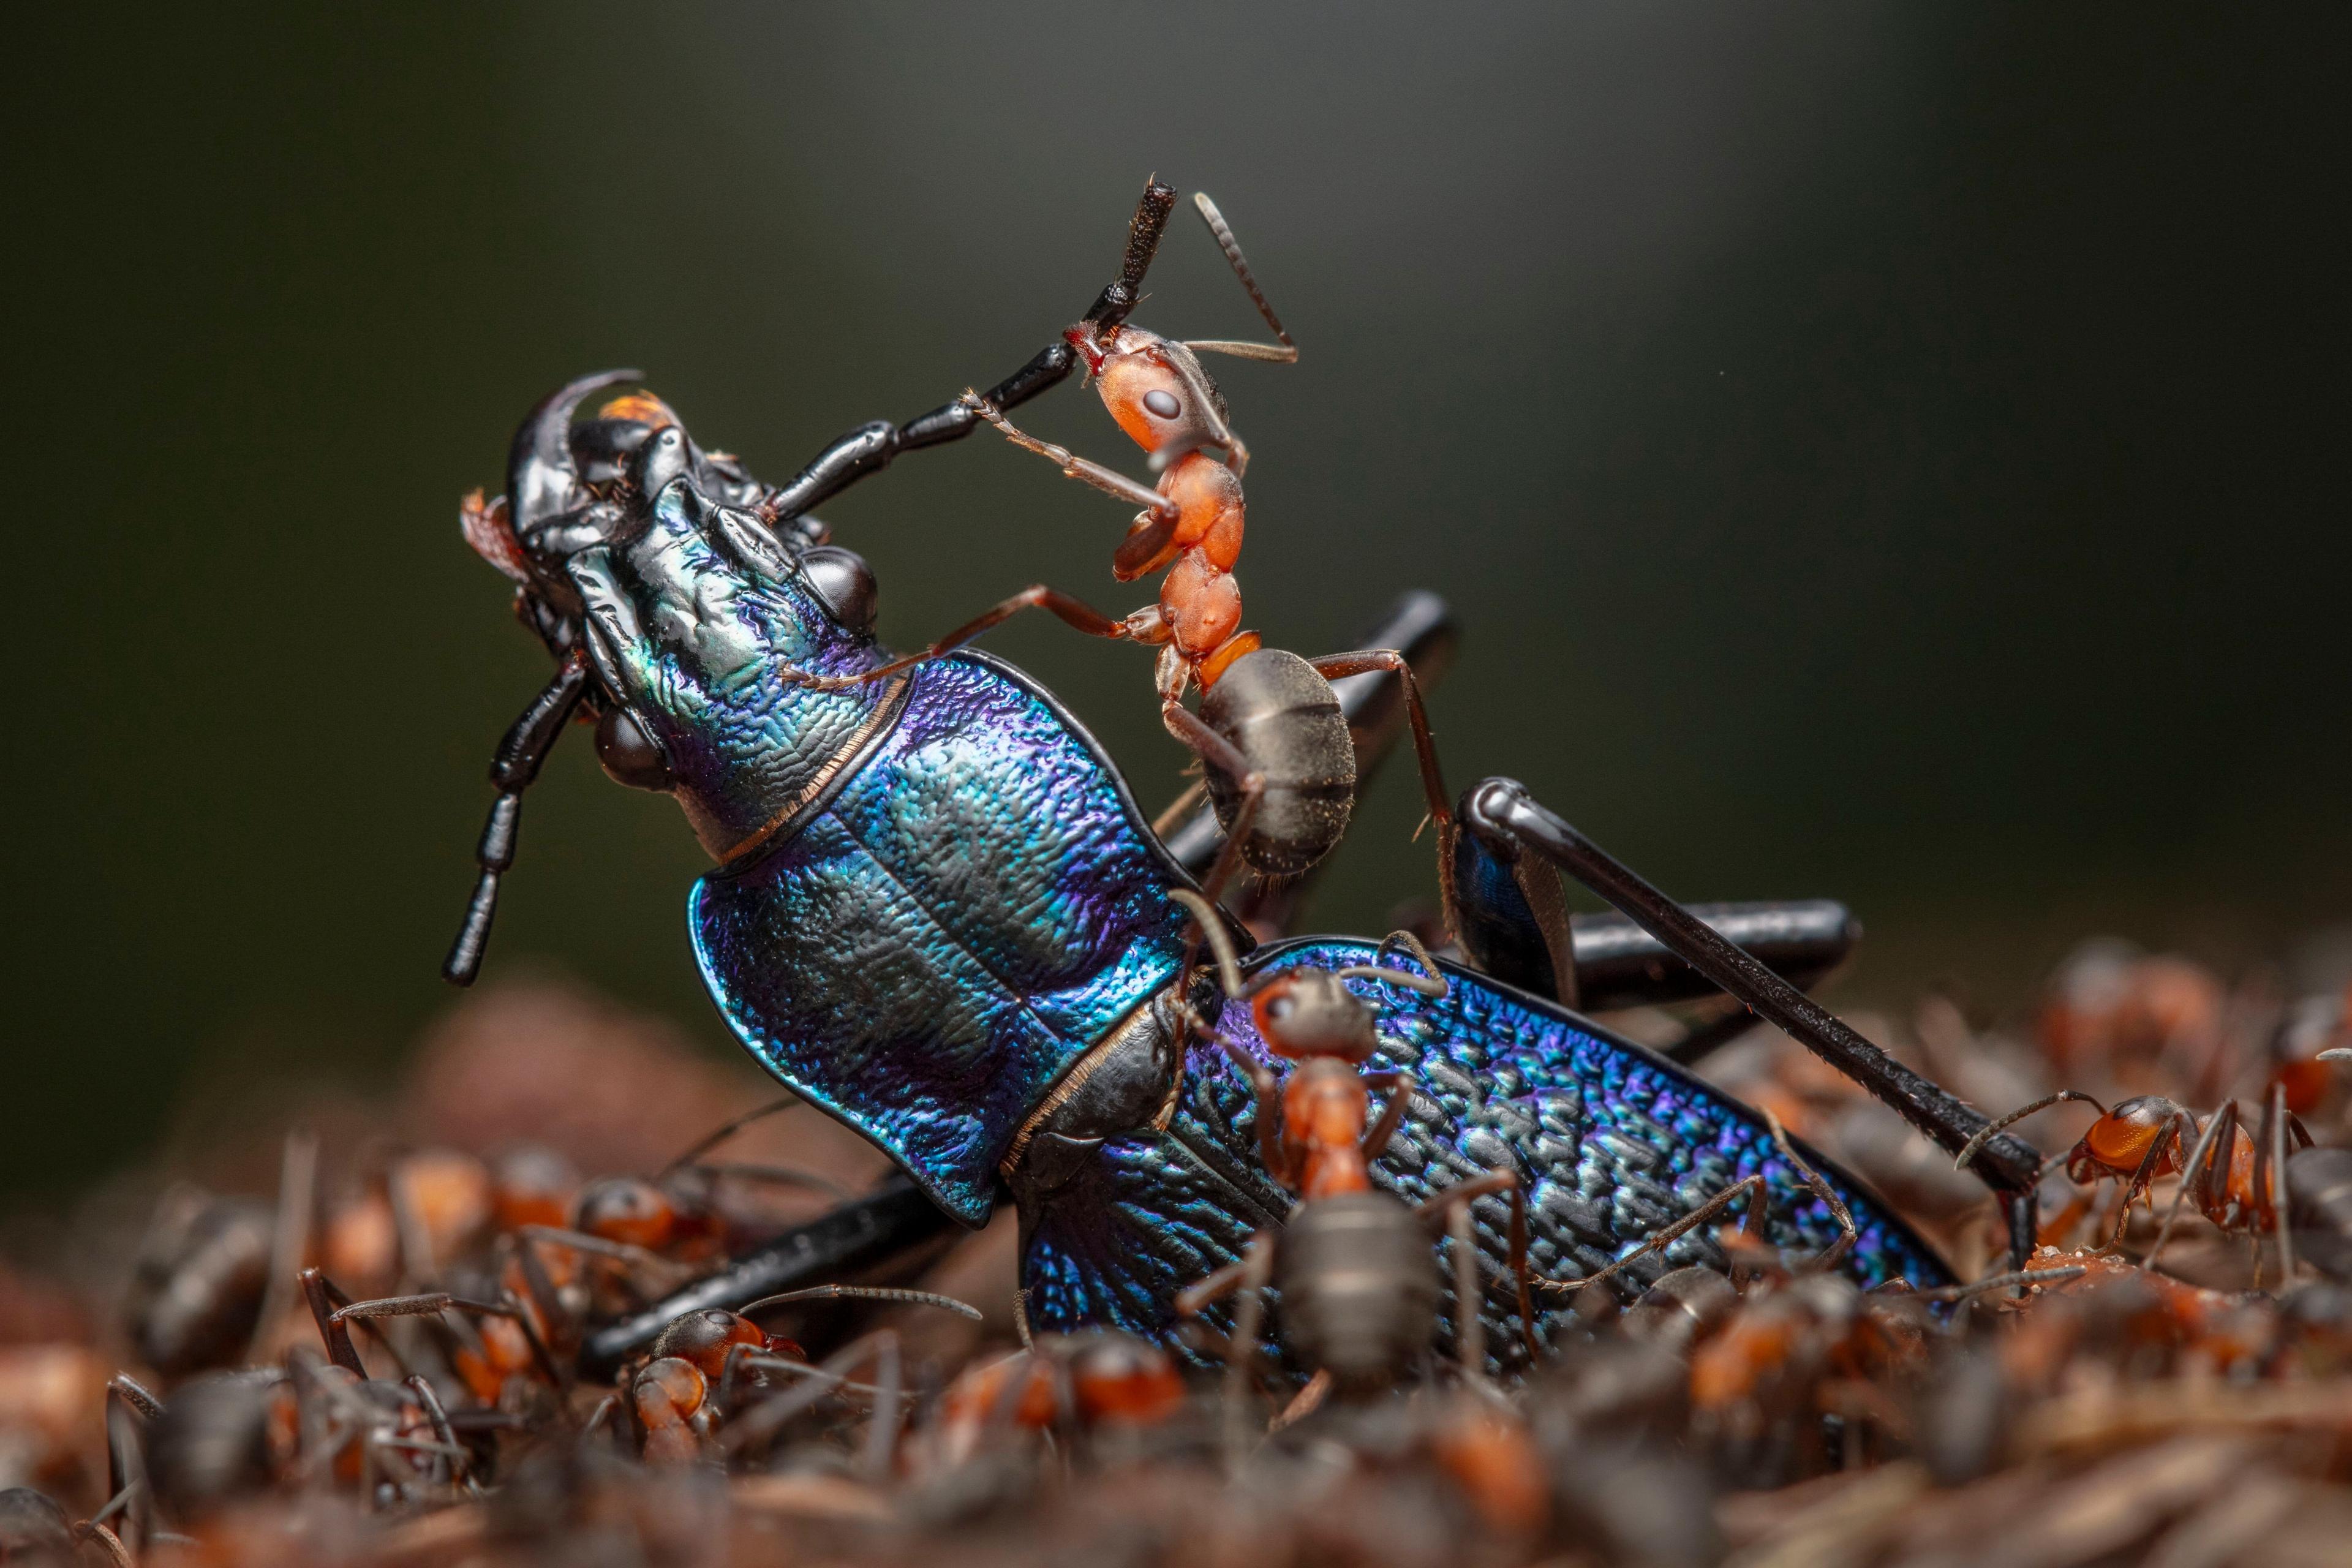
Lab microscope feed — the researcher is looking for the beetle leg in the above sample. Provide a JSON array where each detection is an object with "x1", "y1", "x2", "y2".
[
  {"x1": 1452, "y1": 777, "x2": 2045, "y2": 1267},
  {"x1": 760, "y1": 182, "x2": 1180, "y2": 524},
  {"x1": 799, "y1": 584, "x2": 1138, "y2": 691},
  {"x1": 2266, "y1": 1083, "x2": 2296, "y2": 1280}
]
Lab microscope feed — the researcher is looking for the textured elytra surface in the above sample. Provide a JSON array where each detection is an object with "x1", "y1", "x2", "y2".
[
  {"x1": 566, "y1": 480, "x2": 897, "y2": 861},
  {"x1": 692, "y1": 652, "x2": 1194, "y2": 1226},
  {"x1": 1020, "y1": 940, "x2": 1951, "y2": 1379}
]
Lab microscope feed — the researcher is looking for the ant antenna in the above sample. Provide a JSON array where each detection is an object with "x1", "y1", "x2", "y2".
[{"x1": 1185, "y1": 193, "x2": 1299, "y2": 363}]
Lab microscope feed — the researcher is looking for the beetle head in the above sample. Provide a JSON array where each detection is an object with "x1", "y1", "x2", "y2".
[{"x1": 465, "y1": 375, "x2": 892, "y2": 854}]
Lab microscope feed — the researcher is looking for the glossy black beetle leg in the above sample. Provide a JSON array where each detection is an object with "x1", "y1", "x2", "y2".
[
  {"x1": 759, "y1": 179, "x2": 1182, "y2": 527},
  {"x1": 1453, "y1": 776, "x2": 2043, "y2": 1267},
  {"x1": 442, "y1": 647, "x2": 592, "y2": 986}
]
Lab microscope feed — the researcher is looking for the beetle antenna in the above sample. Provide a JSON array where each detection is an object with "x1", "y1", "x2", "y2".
[
  {"x1": 1186, "y1": 193, "x2": 1299, "y2": 363},
  {"x1": 443, "y1": 649, "x2": 593, "y2": 986},
  {"x1": 1083, "y1": 178, "x2": 1178, "y2": 334}
]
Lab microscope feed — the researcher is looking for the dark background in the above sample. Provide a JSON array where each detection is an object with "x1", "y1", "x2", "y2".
[{"x1": 13, "y1": 6, "x2": 2346, "y2": 1202}]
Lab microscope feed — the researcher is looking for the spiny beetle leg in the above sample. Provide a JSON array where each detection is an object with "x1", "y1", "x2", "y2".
[{"x1": 1452, "y1": 776, "x2": 2043, "y2": 1268}]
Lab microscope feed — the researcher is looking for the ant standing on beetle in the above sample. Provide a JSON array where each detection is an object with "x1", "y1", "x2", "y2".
[{"x1": 793, "y1": 179, "x2": 1453, "y2": 903}]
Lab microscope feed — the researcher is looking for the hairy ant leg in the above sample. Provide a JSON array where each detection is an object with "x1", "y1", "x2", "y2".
[
  {"x1": 722, "y1": 1330, "x2": 907, "y2": 1480},
  {"x1": 1540, "y1": 1174, "x2": 1770, "y2": 1303},
  {"x1": 1453, "y1": 777, "x2": 2046, "y2": 1267},
  {"x1": 1417, "y1": 1167, "x2": 1539, "y2": 1363}
]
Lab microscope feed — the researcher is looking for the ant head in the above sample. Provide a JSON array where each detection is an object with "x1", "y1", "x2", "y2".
[
  {"x1": 573, "y1": 1177, "x2": 680, "y2": 1251},
  {"x1": 1064, "y1": 323, "x2": 1235, "y2": 471},
  {"x1": 1060, "y1": 1333, "x2": 1184, "y2": 1426},
  {"x1": 1251, "y1": 971, "x2": 1378, "y2": 1063},
  {"x1": 651, "y1": 1308, "x2": 775, "y2": 1379}
]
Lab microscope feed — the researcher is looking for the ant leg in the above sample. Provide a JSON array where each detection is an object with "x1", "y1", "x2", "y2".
[
  {"x1": 653, "y1": 1096, "x2": 800, "y2": 1179},
  {"x1": 1415, "y1": 1167, "x2": 1539, "y2": 1361},
  {"x1": 300, "y1": 1268, "x2": 365, "y2": 1376},
  {"x1": 1306, "y1": 650, "x2": 1451, "y2": 838},
  {"x1": 246, "y1": 1129, "x2": 318, "y2": 1363},
  {"x1": 1447, "y1": 1202, "x2": 1486, "y2": 1380},
  {"x1": 2261, "y1": 1085, "x2": 2296, "y2": 1281},
  {"x1": 1164, "y1": 594, "x2": 1459, "y2": 922},
  {"x1": 963, "y1": 394, "x2": 1178, "y2": 518},
  {"x1": 1534, "y1": 1175, "x2": 1768, "y2": 1302},
  {"x1": 2106, "y1": 1120, "x2": 2187, "y2": 1249},
  {"x1": 802, "y1": 583, "x2": 1141, "y2": 691},
  {"x1": 102, "y1": 1384, "x2": 149, "y2": 1558},
  {"x1": 1360, "y1": 1072, "x2": 1417, "y2": 1163},
  {"x1": 1765, "y1": 1110, "x2": 1857, "y2": 1270},
  {"x1": 2144, "y1": 1104, "x2": 2234, "y2": 1272},
  {"x1": 443, "y1": 647, "x2": 594, "y2": 985},
  {"x1": 1456, "y1": 777, "x2": 2046, "y2": 1254},
  {"x1": 1161, "y1": 703, "x2": 1264, "y2": 911},
  {"x1": 1224, "y1": 1233, "x2": 1275, "y2": 1465},
  {"x1": 1213, "y1": 1033, "x2": 1291, "y2": 1189},
  {"x1": 720, "y1": 1330, "x2": 905, "y2": 1465}
]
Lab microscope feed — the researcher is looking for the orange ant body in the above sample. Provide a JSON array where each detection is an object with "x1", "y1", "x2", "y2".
[{"x1": 1959, "y1": 1087, "x2": 2315, "y2": 1264}]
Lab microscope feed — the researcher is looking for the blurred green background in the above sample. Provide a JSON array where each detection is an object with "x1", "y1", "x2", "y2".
[{"x1": 13, "y1": 6, "x2": 2346, "y2": 1202}]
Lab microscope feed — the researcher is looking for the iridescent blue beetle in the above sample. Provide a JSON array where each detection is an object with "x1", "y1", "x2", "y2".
[{"x1": 443, "y1": 182, "x2": 2043, "y2": 1379}]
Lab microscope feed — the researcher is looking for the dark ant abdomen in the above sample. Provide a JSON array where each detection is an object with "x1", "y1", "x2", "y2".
[
  {"x1": 1275, "y1": 1191, "x2": 1438, "y2": 1392},
  {"x1": 1199, "y1": 648, "x2": 1355, "y2": 878}
]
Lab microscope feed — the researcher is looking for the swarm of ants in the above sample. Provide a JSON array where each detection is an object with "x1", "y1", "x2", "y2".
[{"x1": 2, "y1": 933, "x2": 2350, "y2": 1568}]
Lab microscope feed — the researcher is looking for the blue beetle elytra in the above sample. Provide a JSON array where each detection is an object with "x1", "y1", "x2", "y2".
[{"x1": 446, "y1": 181, "x2": 2044, "y2": 1378}]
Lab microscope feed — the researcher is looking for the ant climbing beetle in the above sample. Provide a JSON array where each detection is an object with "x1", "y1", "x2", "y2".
[
  {"x1": 794, "y1": 179, "x2": 1436, "y2": 889},
  {"x1": 443, "y1": 174, "x2": 2049, "y2": 1376},
  {"x1": 1169, "y1": 889, "x2": 1538, "y2": 1399}
]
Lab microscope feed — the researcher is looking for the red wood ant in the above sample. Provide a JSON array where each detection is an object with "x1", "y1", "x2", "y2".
[
  {"x1": 921, "y1": 1330, "x2": 1188, "y2": 1470},
  {"x1": 796, "y1": 179, "x2": 1452, "y2": 891},
  {"x1": 1169, "y1": 891, "x2": 1536, "y2": 1405},
  {"x1": 1958, "y1": 1085, "x2": 2315, "y2": 1275}
]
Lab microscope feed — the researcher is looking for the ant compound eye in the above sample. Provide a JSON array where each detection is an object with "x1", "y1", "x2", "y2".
[
  {"x1": 1266, "y1": 995, "x2": 1295, "y2": 1021},
  {"x1": 595, "y1": 707, "x2": 674, "y2": 792},
  {"x1": 1143, "y1": 389, "x2": 1182, "y2": 419}
]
